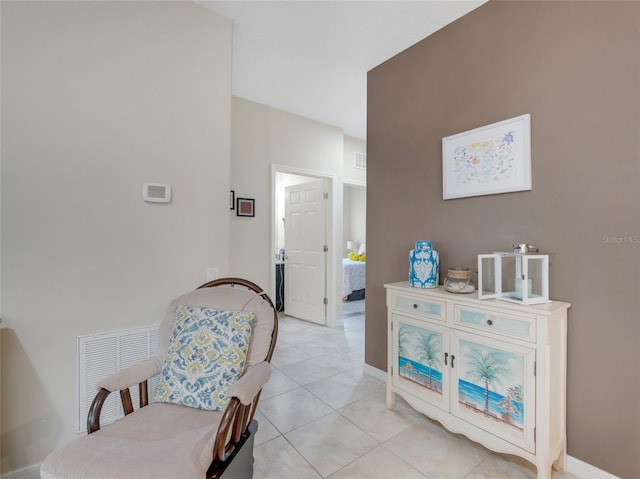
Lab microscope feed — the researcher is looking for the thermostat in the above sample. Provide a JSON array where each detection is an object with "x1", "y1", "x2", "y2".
[{"x1": 143, "y1": 182, "x2": 172, "y2": 203}]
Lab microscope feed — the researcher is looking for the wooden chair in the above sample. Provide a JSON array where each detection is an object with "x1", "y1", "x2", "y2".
[{"x1": 41, "y1": 278, "x2": 278, "y2": 479}]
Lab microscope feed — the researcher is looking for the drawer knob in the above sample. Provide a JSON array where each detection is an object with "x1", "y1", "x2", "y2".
[
  {"x1": 413, "y1": 304, "x2": 418, "y2": 309},
  {"x1": 486, "y1": 319, "x2": 493, "y2": 326}
]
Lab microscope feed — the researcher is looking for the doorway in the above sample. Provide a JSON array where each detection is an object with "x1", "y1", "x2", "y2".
[
  {"x1": 284, "y1": 178, "x2": 327, "y2": 324},
  {"x1": 271, "y1": 165, "x2": 339, "y2": 327},
  {"x1": 342, "y1": 182, "x2": 366, "y2": 316}
]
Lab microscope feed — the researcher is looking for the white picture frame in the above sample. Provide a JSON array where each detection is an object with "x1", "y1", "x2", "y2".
[{"x1": 442, "y1": 114, "x2": 531, "y2": 200}]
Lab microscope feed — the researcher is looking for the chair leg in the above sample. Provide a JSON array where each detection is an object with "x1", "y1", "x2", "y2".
[{"x1": 207, "y1": 420, "x2": 258, "y2": 479}]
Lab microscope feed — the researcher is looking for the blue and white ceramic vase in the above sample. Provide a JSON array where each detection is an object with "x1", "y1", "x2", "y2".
[{"x1": 409, "y1": 240, "x2": 439, "y2": 288}]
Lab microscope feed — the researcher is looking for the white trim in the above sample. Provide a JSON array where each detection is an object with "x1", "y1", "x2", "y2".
[
  {"x1": 1, "y1": 463, "x2": 40, "y2": 479},
  {"x1": 363, "y1": 363, "x2": 387, "y2": 382},
  {"x1": 566, "y1": 455, "x2": 620, "y2": 479},
  {"x1": 343, "y1": 178, "x2": 366, "y2": 188},
  {"x1": 361, "y1": 365, "x2": 619, "y2": 479}
]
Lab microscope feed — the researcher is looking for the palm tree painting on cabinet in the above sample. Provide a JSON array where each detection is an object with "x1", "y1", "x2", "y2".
[
  {"x1": 398, "y1": 323, "x2": 442, "y2": 394},
  {"x1": 458, "y1": 339, "x2": 525, "y2": 430}
]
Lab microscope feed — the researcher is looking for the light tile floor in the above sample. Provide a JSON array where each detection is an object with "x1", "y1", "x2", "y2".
[{"x1": 254, "y1": 301, "x2": 579, "y2": 479}]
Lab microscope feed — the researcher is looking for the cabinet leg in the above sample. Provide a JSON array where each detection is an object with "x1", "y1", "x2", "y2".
[
  {"x1": 386, "y1": 389, "x2": 396, "y2": 409},
  {"x1": 553, "y1": 448, "x2": 567, "y2": 474},
  {"x1": 536, "y1": 459, "x2": 552, "y2": 479}
]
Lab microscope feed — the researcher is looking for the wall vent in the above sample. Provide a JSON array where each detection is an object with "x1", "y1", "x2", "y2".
[
  {"x1": 77, "y1": 325, "x2": 159, "y2": 433},
  {"x1": 353, "y1": 152, "x2": 367, "y2": 170}
]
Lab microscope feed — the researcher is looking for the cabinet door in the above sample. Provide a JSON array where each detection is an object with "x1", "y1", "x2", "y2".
[
  {"x1": 449, "y1": 330, "x2": 536, "y2": 453},
  {"x1": 392, "y1": 314, "x2": 450, "y2": 412}
]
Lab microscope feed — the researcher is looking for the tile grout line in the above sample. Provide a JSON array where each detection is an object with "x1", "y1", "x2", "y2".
[{"x1": 255, "y1": 306, "x2": 368, "y2": 477}]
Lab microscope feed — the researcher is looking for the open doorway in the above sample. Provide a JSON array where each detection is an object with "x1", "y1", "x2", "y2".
[
  {"x1": 342, "y1": 182, "x2": 366, "y2": 318},
  {"x1": 271, "y1": 166, "x2": 339, "y2": 327}
]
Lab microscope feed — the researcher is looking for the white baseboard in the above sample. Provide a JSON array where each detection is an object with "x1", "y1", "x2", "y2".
[
  {"x1": 566, "y1": 455, "x2": 620, "y2": 479},
  {"x1": 1, "y1": 463, "x2": 40, "y2": 479},
  {"x1": 362, "y1": 364, "x2": 620, "y2": 479},
  {"x1": 363, "y1": 362, "x2": 387, "y2": 382}
]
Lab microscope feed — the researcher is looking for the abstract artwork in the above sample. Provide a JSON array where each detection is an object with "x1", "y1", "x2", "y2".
[{"x1": 442, "y1": 114, "x2": 531, "y2": 200}]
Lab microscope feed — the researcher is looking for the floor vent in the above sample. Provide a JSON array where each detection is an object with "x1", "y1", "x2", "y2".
[
  {"x1": 354, "y1": 152, "x2": 367, "y2": 170},
  {"x1": 77, "y1": 325, "x2": 159, "y2": 433}
]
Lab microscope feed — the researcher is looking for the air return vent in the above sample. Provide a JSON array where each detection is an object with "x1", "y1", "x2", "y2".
[
  {"x1": 354, "y1": 152, "x2": 367, "y2": 170},
  {"x1": 77, "y1": 325, "x2": 159, "y2": 433}
]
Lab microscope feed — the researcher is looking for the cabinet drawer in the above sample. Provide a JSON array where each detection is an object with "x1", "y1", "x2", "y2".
[
  {"x1": 454, "y1": 305, "x2": 535, "y2": 342},
  {"x1": 393, "y1": 294, "x2": 445, "y2": 321}
]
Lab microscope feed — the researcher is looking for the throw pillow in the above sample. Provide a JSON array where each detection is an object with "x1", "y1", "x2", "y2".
[{"x1": 153, "y1": 305, "x2": 255, "y2": 411}]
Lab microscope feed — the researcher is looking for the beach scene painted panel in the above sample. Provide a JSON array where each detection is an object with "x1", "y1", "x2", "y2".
[
  {"x1": 457, "y1": 339, "x2": 525, "y2": 431},
  {"x1": 398, "y1": 323, "x2": 443, "y2": 394}
]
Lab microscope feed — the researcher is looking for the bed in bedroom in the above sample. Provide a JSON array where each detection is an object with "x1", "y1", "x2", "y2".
[{"x1": 342, "y1": 258, "x2": 366, "y2": 301}]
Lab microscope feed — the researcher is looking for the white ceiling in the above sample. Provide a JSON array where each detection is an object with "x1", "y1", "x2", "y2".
[{"x1": 199, "y1": 1, "x2": 486, "y2": 140}]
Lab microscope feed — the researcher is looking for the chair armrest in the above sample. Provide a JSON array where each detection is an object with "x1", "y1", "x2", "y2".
[
  {"x1": 226, "y1": 361, "x2": 271, "y2": 405},
  {"x1": 96, "y1": 356, "x2": 163, "y2": 392},
  {"x1": 212, "y1": 362, "x2": 271, "y2": 462}
]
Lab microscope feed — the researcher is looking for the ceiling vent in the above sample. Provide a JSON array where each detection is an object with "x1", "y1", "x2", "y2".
[{"x1": 354, "y1": 152, "x2": 367, "y2": 170}]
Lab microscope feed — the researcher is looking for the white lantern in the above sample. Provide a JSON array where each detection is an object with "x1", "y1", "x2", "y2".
[{"x1": 477, "y1": 252, "x2": 549, "y2": 304}]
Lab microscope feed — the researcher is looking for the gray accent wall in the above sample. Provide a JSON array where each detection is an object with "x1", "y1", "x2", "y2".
[{"x1": 366, "y1": 1, "x2": 639, "y2": 477}]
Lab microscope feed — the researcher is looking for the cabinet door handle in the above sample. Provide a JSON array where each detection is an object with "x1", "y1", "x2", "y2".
[
  {"x1": 451, "y1": 355, "x2": 455, "y2": 368},
  {"x1": 486, "y1": 319, "x2": 493, "y2": 326},
  {"x1": 444, "y1": 352, "x2": 448, "y2": 365},
  {"x1": 413, "y1": 303, "x2": 418, "y2": 309}
]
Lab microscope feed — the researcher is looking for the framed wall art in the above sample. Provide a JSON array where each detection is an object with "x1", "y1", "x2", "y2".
[
  {"x1": 442, "y1": 113, "x2": 531, "y2": 200},
  {"x1": 230, "y1": 190, "x2": 235, "y2": 210},
  {"x1": 236, "y1": 197, "x2": 255, "y2": 217}
]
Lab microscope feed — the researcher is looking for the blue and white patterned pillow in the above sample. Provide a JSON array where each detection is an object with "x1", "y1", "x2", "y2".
[{"x1": 153, "y1": 305, "x2": 255, "y2": 411}]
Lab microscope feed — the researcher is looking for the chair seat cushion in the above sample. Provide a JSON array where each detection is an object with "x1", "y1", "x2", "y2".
[{"x1": 40, "y1": 403, "x2": 222, "y2": 479}]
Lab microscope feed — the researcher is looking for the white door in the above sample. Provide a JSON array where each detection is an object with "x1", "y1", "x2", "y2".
[{"x1": 284, "y1": 179, "x2": 327, "y2": 324}]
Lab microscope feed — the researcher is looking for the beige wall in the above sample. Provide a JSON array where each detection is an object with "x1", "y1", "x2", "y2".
[
  {"x1": 343, "y1": 135, "x2": 367, "y2": 185},
  {"x1": 343, "y1": 185, "x2": 367, "y2": 257},
  {"x1": 230, "y1": 97, "x2": 349, "y2": 320},
  {"x1": 0, "y1": 1, "x2": 232, "y2": 473},
  {"x1": 343, "y1": 135, "x2": 367, "y2": 257},
  {"x1": 366, "y1": 2, "x2": 640, "y2": 477}
]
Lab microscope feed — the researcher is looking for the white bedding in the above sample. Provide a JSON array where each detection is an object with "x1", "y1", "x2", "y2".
[{"x1": 342, "y1": 258, "x2": 366, "y2": 296}]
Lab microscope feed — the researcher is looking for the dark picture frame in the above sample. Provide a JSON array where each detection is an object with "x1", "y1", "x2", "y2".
[
  {"x1": 236, "y1": 197, "x2": 255, "y2": 217},
  {"x1": 230, "y1": 190, "x2": 235, "y2": 210}
]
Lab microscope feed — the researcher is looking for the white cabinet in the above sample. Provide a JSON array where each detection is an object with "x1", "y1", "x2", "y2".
[{"x1": 385, "y1": 282, "x2": 570, "y2": 479}]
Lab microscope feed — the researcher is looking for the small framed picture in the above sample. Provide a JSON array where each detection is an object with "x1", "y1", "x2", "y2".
[
  {"x1": 236, "y1": 197, "x2": 255, "y2": 217},
  {"x1": 230, "y1": 190, "x2": 235, "y2": 210}
]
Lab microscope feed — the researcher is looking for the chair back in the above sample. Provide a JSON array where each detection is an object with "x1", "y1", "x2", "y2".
[{"x1": 158, "y1": 278, "x2": 277, "y2": 367}]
